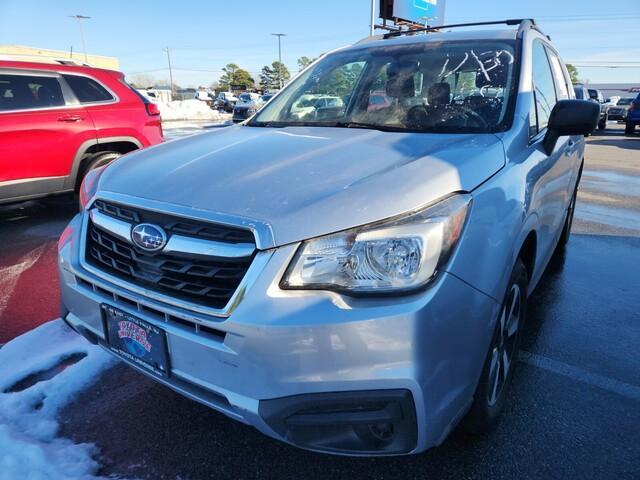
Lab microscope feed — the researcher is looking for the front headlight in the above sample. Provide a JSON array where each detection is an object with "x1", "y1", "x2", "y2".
[{"x1": 281, "y1": 194, "x2": 471, "y2": 294}]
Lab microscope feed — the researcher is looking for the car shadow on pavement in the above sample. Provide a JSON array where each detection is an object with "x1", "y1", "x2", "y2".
[
  {"x1": 57, "y1": 233, "x2": 640, "y2": 480},
  {"x1": 586, "y1": 137, "x2": 640, "y2": 150}
]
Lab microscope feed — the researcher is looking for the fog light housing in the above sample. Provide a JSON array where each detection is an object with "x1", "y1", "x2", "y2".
[{"x1": 259, "y1": 389, "x2": 417, "y2": 455}]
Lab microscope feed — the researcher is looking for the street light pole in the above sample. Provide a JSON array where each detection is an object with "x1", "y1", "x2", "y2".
[
  {"x1": 163, "y1": 47, "x2": 174, "y2": 101},
  {"x1": 271, "y1": 33, "x2": 287, "y2": 88},
  {"x1": 69, "y1": 15, "x2": 91, "y2": 63}
]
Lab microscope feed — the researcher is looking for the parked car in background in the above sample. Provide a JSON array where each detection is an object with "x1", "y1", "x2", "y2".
[
  {"x1": 605, "y1": 95, "x2": 620, "y2": 107},
  {"x1": 59, "y1": 19, "x2": 599, "y2": 456},
  {"x1": 573, "y1": 85, "x2": 606, "y2": 131},
  {"x1": 625, "y1": 94, "x2": 640, "y2": 135},
  {"x1": 0, "y1": 60, "x2": 163, "y2": 204},
  {"x1": 194, "y1": 89, "x2": 214, "y2": 107},
  {"x1": 608, "y1": 97, "x2": 634, "y2": 122},
  {"x1": 215, "y1": 91, "x2": 238, "y2": 112},
  {"x1": 289, "y1": 94, "x2": 344, "y2": 120},
  {"x1": 232, "y1": 93, "x2": 265, "y2": 123}
]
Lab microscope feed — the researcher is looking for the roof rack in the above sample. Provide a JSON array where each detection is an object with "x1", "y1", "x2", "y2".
[{"x1": 382, "y1": 18, "x2": 545, "y2": 40}]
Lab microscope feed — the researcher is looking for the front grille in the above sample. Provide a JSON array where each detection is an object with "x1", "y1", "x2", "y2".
[
  {"x1": 86, "y1": 201, "x2": 256, "y2": 309},
  {"x1": 94, "y1": 200, "x2": 254, "y2": 244},
  {"x1": 233, "y1": 108, "x2": 249, "y2": 119}
]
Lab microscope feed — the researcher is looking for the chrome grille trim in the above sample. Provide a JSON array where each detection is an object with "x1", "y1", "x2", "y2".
[
  {"x1": 79, "y1": 194, "x2": 274, "y2": 318},
  {"x1": 90, "y1": 208, "x2": 256, "y2": 258}
]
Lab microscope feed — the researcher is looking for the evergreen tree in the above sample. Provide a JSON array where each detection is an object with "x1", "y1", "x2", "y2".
[
  {"x1": 218, "y1": 64, "x2": 255, "y2": 90},
  {"x1": 260, "y1": 61, "x2": 291, "y2": 90},
  {"x1": 297, "y1": 56, "x2": 317, "y2": 70}
]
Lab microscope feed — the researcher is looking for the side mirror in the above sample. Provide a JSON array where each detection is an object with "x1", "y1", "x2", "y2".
[{"x1": 543, "y1": 100, "x2": 600, "y2": 155}]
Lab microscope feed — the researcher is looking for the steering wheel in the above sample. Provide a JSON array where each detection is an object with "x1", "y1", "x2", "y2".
[
  {"x1": 441, "y1": 107, "x2": 489, "y2": 129},
  {"x1": 460, "y1": 107, "x2": 489, "y2": 129},
  {"x1": 407, "y1": 105, "x2": 489, "y2": 130}
]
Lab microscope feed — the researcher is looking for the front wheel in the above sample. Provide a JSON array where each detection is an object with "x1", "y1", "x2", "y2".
[
  {"x1": 625, "y1": 123, "x2": 635, "y2": 136},
  {"x1": 464, "y1": 259, "x2": 528, "y2": 433}
]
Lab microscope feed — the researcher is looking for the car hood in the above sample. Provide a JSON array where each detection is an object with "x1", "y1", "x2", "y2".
[{"x1": 100, "y1": 125, "x2": 505, "y2": 247}]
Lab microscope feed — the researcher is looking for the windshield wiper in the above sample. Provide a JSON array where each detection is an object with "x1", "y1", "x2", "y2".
[
  {"x1": 331, "y1": 121, "x2": 409, "y2": 132},
  {"x1": 247, "y1": 121, "x2": 287, "y2": 128}
]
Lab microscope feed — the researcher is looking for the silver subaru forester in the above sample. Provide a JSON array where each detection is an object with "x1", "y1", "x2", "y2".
[{"x1": 58, "y1": 19, "x2": 598, "y2": 456}]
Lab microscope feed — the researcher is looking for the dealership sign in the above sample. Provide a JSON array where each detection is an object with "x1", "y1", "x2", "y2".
[{"x1": 380, "y1": 0, "x2": 446, "y2": 26}]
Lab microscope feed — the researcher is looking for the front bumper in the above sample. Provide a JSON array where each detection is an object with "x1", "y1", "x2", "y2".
[
  {"x1": 58, "y1": 210, "x2": 500, "y2": 455},
  {"x1": 607, "y1": 109, "x2": 627, "y2": 121}
]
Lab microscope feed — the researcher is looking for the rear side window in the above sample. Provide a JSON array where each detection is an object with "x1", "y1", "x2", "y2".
[
  {"x1": 546, "y1": 49, "x2": 570, "y2": 100},
  {"x1": 530, "y1": 42, "x2": 558, "y2": 136},
  {"x1": 0, "y1": 74, "x2": 65, "y2": 111},
  {"x1": 63, "y1": 75, "x2": 114, "y2": 103}
]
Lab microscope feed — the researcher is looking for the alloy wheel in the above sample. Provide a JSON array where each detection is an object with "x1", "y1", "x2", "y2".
[{"x1": 487, "y1": 284, "x2": 521, "y2": 406}]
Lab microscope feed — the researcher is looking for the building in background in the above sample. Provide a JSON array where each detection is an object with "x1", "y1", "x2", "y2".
[
  {"x1": 586, "y1": 83, "x2": 640, "y2": 100},
  {"x1": 0, "y1": 45, "x2": 119, "y2": 70}
]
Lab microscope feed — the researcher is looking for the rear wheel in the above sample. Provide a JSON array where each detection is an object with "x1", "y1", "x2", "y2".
[{"x1": 464, "y1": 259, "x2": 528, "y2": 433}]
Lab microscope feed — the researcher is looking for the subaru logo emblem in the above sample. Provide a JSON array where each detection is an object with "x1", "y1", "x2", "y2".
[{"x1": 131, "y1": 223, "x2": 167, "y2": 252}]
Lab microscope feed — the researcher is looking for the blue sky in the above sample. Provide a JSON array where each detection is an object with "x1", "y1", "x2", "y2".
[{"x1": 1, "y1": 0, "x2": 638, "y2": 87}]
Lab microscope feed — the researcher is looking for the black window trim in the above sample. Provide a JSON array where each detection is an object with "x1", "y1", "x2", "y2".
[
  {"x1": 60, "y1": 72, "x2": 119, "y2": 106},
  {"x1": 528, "y1": 39, "x2": 558, "y2": 143},
  {"x1": 544, "y1": 44, "x2": 572, "y2": 103}
]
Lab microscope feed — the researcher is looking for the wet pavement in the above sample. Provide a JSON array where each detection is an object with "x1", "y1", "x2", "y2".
[
  {"x1": 1, "y1": 123, "x2": 639, "y2": 478},
  {"x1": 0, "y1": 195, "x2": 77, "y2": 343}
]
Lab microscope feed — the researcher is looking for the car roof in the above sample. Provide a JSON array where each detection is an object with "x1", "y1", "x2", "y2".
[
  {"x1": 348, "y1": 28, "x2": 519, "y2": 53},
  {"x1": 0, "y1": 59, "x2": 122, "y2": 77}
]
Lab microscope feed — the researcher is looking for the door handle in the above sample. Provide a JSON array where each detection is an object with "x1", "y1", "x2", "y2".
[{"x1": 58, "y1": 114, "x2": 84, "y2": 122}]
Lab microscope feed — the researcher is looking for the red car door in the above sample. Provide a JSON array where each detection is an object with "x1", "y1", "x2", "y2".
[{"x1": 0, "y1": 71, "x2": 96, "y2": 199}]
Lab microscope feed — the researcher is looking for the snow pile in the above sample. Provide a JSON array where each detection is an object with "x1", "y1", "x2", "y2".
[
  {"x1": 158, "y1": 99, "x2": 230, "y2": 122},
  {"x1": 0, "y1": 320, "x2": 116, "y2": 479}
]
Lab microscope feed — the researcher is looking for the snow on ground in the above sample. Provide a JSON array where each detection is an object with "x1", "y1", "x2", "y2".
[
  {"x1": 162, "y1": 119, "x2": 233, "y2": 142},
  {"x1": 157, "y1": 99, "x2": 230, "y2": 122},
  {"x1": 0, "y1": 320, "x2": 116, "y2": 479}
]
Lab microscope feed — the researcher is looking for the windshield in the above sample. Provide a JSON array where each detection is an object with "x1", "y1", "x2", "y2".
[
  {"x1": 250, "y1": 40, "x2": 517, "y2": 133},
  {"x1": 617, "y1": 98, "x2": 633, "y2": 105}
]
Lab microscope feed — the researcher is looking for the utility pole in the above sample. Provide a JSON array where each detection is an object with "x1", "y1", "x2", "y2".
[
  {"x1": 271, "y1": 33, "x2": 287, "y2": 88},
  {"x1": 69, "y1": 15, "x2": 91, "y2": 63},
  {"x1": 163, "y1": 47, "x2": 174, "y2": 101},
  {"x1": 370, "y1": 0, "x2": 376, "y2": 36}
]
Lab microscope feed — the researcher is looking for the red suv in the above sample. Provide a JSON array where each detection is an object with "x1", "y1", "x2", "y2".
[{"x1": 0, "y1": 60, "x2": 163, "y2": 204}]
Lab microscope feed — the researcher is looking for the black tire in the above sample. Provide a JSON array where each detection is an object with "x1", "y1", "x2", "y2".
[
  {"x1": 75, "y1": 151, "x2": 121, "y2": 191},
  {"x1": 625, "y1": 123, "x2": 635, "y2": 136},
  {"x1": 597, "y1": 114, "x2": 607, "y2": 130},
  {"x1": 464, "y1": 259, "x2": 528, "y2": 433}
]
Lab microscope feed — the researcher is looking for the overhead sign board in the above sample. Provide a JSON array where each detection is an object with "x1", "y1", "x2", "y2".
[{"x1": 380, "y1": 0, "x2": 446, "y2": 26}]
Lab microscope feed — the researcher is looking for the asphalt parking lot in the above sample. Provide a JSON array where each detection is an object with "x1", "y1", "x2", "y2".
[{"x1": 1, "y1": 124, "x2": 639, "y2": 479}]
